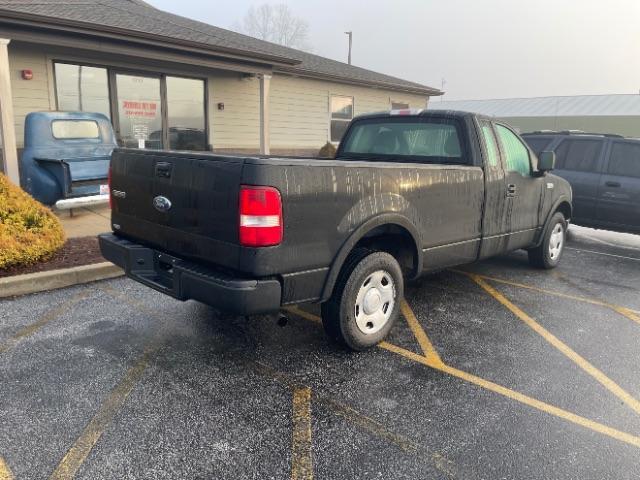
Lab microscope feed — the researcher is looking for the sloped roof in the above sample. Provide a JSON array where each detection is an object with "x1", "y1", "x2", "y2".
[
  {"x1": 0, "y1": 0, "x2": 441, "y2": 95},
  {"x1": 432, "y1": 95, "x2": 640, "y2": 117}
]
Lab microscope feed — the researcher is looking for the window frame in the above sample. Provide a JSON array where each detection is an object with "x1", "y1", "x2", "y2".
[
  {"x1": 494, "y1": 122, "x2": 533, "y2": 177},
  {"x1": 336, "y1": 115, "x2": 471, "y2": 166},
  {"x1": 391, "y1": 101, "x2": 410, "y2": 110},
  {"x1": 329, "y1": 95, "x2": 354, "y2": 144},
  {"x1": 53, "y1": 60, "x2": 209, "y2": 151}
]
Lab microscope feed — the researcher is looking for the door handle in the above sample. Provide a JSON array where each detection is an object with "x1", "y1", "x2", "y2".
[
  {"x1": 605, "y1": 181, "x2": 621, "y2": 188},
  {"x1": 506, "y1": 184, "x2": 517, "y2": 197}
]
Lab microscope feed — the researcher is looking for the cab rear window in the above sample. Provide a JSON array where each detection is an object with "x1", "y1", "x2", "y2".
[
  {"x1": 340, "y1": 118, "x2": 466, "y2": 164},
  {"x1": 51, "y1": 120, "x2": 100, "y2": 139}
]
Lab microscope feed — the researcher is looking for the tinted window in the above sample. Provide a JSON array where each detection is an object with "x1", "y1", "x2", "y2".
[
  {"x1": 480, "y1": 122, "x2": 499, "y2": 168},
  {"x1": 51, "y1": 120, "x2": 99, "y2": 139},
  {"x1": 496, "y1": 125, "x2": 531, "y2": 176},
  {"x1": 554, "y1": 139, "x2": 602, "y2": 172},
  {"x1": 608, "y1": 142, "x2": 640, "y2": 178},
  {"x1": 523, "y1": 137, "x2": 552, "y2": 156},
  {"x1": 341, "y1": 119, "x2": 465, "y2": 163}
]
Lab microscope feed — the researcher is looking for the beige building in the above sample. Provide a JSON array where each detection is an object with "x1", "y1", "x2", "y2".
[{"x1": 0, "y1": 0, "x2": 441, "y2": 185}]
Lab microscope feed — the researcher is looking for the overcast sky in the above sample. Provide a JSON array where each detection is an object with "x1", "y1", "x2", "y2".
[{"x1": 146, "y1": 0, "x2": 640, "y2": 100}]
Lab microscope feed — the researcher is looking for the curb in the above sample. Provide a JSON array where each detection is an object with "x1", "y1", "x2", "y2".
[{"x1": 0, "y1": 262, "x2": 124, "y2": 299}]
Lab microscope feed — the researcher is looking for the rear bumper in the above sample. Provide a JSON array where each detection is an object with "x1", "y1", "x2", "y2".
[{"x1": 98, "y1": 233, "x2": 281, "y2": 315}]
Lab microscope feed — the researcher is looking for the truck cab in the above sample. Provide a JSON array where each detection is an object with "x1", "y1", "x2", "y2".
[{"x1": 20, "y1": 111, "x2": 117, "y2": 208}]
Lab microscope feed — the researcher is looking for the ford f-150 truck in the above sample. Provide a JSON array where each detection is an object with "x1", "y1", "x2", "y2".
[{"x1": 99, "y1": 110, "x2": 572, "y2": 350}]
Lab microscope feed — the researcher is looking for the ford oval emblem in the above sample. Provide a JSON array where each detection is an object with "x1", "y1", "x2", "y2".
[{"x1": 153, "y1": 195, "x2": 172, "y2": 212}]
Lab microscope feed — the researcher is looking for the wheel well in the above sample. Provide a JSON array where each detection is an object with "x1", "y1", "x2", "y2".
[
  {"x1": 353, "y1": 224, "x2": 419, "y2": 277},
  {"x1": 556, "y1": 201, "x2": 572, "y2": 221}
]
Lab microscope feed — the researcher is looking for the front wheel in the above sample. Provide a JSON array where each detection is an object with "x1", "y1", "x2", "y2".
[
  {"x1": 528, "y1": 212, "x2": 567, "y2": 269},
  {"x1": 321, "y1": 249, "x2": 403, "y2": 351}
]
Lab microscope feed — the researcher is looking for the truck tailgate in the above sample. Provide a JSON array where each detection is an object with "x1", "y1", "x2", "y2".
[{"x1": 110, "y1": 149, "x2": 245, "y2": 270}]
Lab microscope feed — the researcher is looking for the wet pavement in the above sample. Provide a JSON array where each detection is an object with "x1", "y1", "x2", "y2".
[{"x1": 1, "y1": 225, "x2": 639, "y2": 479}]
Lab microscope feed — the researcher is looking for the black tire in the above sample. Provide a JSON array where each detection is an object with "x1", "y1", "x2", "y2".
[
  {"x1": 528, "y1": 212, "x2": 567, "y2": 269},
  {"x1": 321, "y1": 249, "x2": 403, "y2": 351}
]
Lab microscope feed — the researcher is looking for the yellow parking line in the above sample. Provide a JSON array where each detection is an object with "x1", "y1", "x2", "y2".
[
  {"x1": 0, "y1": 292, "x2": 89, "y2": 353},
  {"x1": 0, "y1": 457, "x2": 14, "y2": 480},
  {"x1": 285, "y1": 307, "x2": 640, "y2": 449},
  {"x1": 385, "y1": 342, "x2": 640, "y2": 449},
  {"x1": 400, "y1": 299, "x2": 443, "y2": 366},
  {"x1": 466, "y1": 273, "x2": 640, "y2": 417},
  {"x1": 291, "y1": 387, "x2": 313, "y2": 480},
  {"x1": 451, "y1": 270, "x2": 640, "y2": 325},
  {"x1": 49, "y1": 345, "x2": 156, "y2": 480}
]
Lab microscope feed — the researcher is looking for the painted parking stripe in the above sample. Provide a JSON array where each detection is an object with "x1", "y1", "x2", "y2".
[
  {"x1": 49, "y1": 344, "x2": 156, "y2": 480},
  {"x1": 285, "y1": 307, "x2": 640, "y2": 449},
  {"x1": 466, "y1": 273, "x2": 640, "y2": 416},
  {"x1": 566, "y1": 246, "x2": 640, "y2": 262},
  {"x1": 291, "y1": 387, "x2": 313, "y2": 480},
  {"x1": 0, "y1": 457, "x2": 13, "y2": 480},
  {"x1": 452, "y1": 270, "x2": 640, "y2": 325},
  {"x1": 0, "y1": 291, "x2": 89, "y2": 353}
]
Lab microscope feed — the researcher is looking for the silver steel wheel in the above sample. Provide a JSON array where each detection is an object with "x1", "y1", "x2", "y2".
[
  {"x1": 354, "y1": 270, "x2": 396, "y2": 335},
  {"x1": 548, "y1": 222, "x2": 564, "y2": 260}
]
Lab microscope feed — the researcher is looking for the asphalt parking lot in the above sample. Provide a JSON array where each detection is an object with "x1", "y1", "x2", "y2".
[{"x1": 1, "y1": 225, "x2": 639, "y2": 479}]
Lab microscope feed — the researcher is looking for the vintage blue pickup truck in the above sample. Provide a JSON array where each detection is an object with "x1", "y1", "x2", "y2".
[{"x1": 20, "y1": 111, "x2": 117, "y2": 208}]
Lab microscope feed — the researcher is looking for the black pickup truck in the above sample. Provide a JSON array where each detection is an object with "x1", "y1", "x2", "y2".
[{"x1": 99, "y1": 110, "x2": 572, "y2": 350}]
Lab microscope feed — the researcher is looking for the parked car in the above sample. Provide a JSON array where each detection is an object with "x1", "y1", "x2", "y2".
[
  {"x1": 20, "y1": 111, "x2": 117, "y2": 207},
  {"x1": 522, "y1": 131, "x2": 640, "y2": 234},
  {"x1": 99, "y1": 110, "x2": 572, "y2": 350}
]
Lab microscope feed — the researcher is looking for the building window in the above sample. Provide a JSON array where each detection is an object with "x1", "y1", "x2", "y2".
[
  {"x1": 166, "y1": 76, "x2": 206, "y2": 151},
  {"x1": 54, "y1": 62, "x2": 208, "y2": 151},
  {"x1": 54, "y1": 63, "x2": 111, "y2": 119},
  {"x1": 391, "y1": 101, "x2": 409, "y2": 110},
  {"x1": 115, "y1": 74, "x2": 162, "y2": 149},
  {"x1": 330, "y1": 95, "x2": 353, "y2": 143}
]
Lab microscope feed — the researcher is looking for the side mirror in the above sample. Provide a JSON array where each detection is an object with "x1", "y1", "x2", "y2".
[{"x1": 538, "y1": 151, "x2": 556, "y2": 173}]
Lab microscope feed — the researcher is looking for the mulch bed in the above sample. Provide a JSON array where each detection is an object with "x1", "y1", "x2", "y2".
[{"x1": 0, "y1": 236, "x2": 105, "y2": 278}]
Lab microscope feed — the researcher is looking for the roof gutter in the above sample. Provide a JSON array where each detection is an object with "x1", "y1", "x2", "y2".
[
  {"x1": 275, "y1": 67, "x2": 443, "y2": 97},
  {"x1": 0, "y1": 9, "x2": 302, "y2": 67}
]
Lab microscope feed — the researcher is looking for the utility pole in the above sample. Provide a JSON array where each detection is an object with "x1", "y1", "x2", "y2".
[{"x1": 345, "y1": 31, "x2": 352, "y2": 65}]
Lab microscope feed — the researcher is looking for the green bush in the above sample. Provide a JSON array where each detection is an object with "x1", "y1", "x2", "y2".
[
  {"x1": 0, "y1": 173, "x2": 65, "y2": 269},
  {"x1": 318, "y1": 142, "x2": 337, "y2": 158}
]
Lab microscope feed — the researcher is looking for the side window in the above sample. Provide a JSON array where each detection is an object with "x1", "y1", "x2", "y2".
[
  {"x1": 480, "y1": 122, "x2": 499, "y2": 168},
  {"x1": 608, "y1": 142, "x2": 640, "y2": 178},
  {"x1": 523, "y1": 137, "x2": 552, "y2": 157},
  {"x1": 496, "y1": 125, "x2": 531, "y2": 176},
  {"x1": 554, "y1": 139, "x2": 603, "y2": 172}
]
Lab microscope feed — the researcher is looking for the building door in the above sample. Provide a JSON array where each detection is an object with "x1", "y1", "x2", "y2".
[{"x1": 114, "y1": 73, "x2": 163, "y2": 149}]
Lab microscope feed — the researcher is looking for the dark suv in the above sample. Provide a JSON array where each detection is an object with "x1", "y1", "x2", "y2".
[{"x1": 523, "y1": 131, "x2": 640, "y2": 234}]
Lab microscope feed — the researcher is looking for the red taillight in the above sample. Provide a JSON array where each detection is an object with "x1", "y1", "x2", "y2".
[
  {"x1": 107, "y1": 165, "x2": 113, "y2": 209},
  {"x1": 239, "y1": 185, "x2": 283, "y2": 247}
]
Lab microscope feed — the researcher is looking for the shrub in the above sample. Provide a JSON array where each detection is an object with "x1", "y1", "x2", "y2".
[
  {"x1": 0, "y1": 173, "x2": 65, "y2": 269},
  {"x1": 318, "y1": 142, "x2": 337, "y2": 158}
]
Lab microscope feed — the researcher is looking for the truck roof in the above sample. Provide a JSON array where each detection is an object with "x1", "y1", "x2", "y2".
[{"x1": 353, "y1": 109, "x2": 492, "y2": 122}]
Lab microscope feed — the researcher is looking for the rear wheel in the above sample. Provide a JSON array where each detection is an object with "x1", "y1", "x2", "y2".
[
  {"x1": 528, "y1": 212, "x2": 567, "y2": 269},
  {"x1": 321, "y1": 249, "x2": 403, "y2": 351}
]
